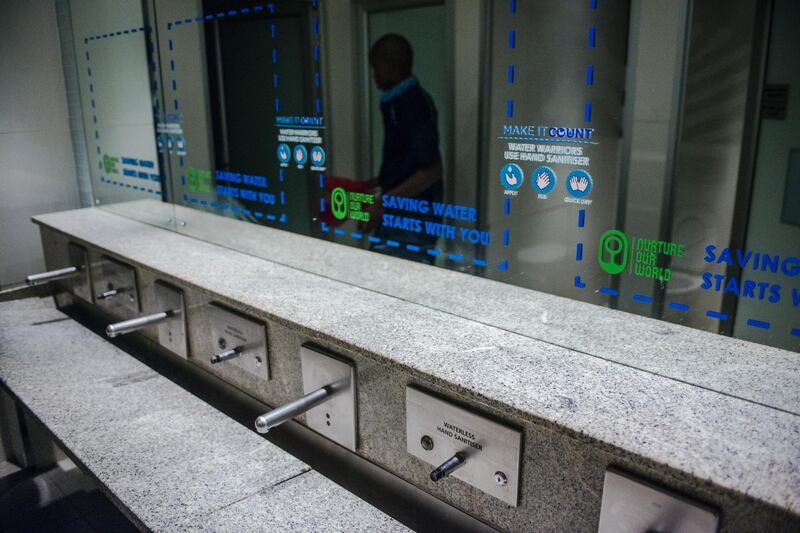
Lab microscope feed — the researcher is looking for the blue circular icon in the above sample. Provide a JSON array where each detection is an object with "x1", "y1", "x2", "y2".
[
  {"x1": 277, "y1": 143, "x2": 291, "y2": 164},
  {"x1": 566, "y1": 169, "x2": 593, "y2": 198},
  {"x1": 293, "y1": 145, "x2": 308, "y2": 165},
  {"x1": 532, "y1": 166, "x2": 557, "y2": 194},
  {"x1": 310, "y1": 146, "x2": 326, "y2": 167},
  {"x1": 499, "y1": 163, "x2": 524, "y2": 190}
]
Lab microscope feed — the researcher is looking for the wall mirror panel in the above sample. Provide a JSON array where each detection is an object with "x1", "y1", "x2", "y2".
[
  {"x1": 68, "y1": 0, "x2": 176, "y2": 229},
  {"x1": 66, "y1": 0, "x2": 800, "y2": 401}
]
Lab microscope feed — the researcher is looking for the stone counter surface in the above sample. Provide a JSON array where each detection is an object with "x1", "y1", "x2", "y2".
[
  {"x1": 31, "y1": 208, "x2": 800, "y2": 527},
  {"x1": 165, "y1": 203, "x2": 800, "y2": 413},
  {"x1": 0, "y1": 297, "x2": 408, "y2": 532}
]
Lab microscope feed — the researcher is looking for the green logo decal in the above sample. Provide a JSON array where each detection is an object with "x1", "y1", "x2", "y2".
[
  {"x1": 102, "y1": 154, "x2": 119, "y2": 174},
  {"x1": 331, "y1": 187, "x2": 348, "y2": 220},
  {"x1": 187, "y1": 167, "x2": 211, "y2": 193},
  {"x1": 598, "y1": 229, "x2": 629, "y2": 275}
]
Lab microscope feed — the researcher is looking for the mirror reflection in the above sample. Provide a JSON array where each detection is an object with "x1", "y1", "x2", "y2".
[{"x1": 70, "y1": 0, "x2": 798, "y2": 354}]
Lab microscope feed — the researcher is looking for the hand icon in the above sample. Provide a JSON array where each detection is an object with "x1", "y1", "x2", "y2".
[
  {"x1": 570, "y1": 176, "x2": 589, "y2": 192},
  {"x1": 312, "y1": 151, "x2": 322, "y2": 162},
  {"x1": 536, "y1": 172, "x2": 550, "y2": 190},
  {"x1": 279, "y1": 149, "x2": 288, "y2": 160},
  {"x1": 295, "y1": 149, "x2": 304, "y2": 161},
  {"x1": 499, "y1": 164, "x2": 523, "y2": 190}
]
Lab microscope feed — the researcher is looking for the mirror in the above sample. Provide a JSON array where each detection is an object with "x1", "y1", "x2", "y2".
[{"x1": 63, "y1": 0, "x2": 799, "y2": 397}]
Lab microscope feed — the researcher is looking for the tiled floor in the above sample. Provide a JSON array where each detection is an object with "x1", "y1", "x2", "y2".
[{"x1": 0, "y1": 458, "x2": 138, "y2": 532}]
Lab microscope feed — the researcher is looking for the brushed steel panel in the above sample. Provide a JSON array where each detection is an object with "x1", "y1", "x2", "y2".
[
  {"x1": 208, "y1": 302, "x2": 269, "y2": 380},
  {"x1": 67, "y1": 243, "x2": 93, "y2": 303},
  {"x1": 598, "y1": 469, "x2": 719, "y2": 533},
  {"x1": 300, "y1": 345, "x2": 357, "y2": 452},
  {"x1": 93, "y1": 256, "x2": 140, "y2": 316},
  {"x1": 154, "y1": 281, "x2": 188, "y2": 358},
  {"x1": 406, "y1": 387, "x2": 521, "y2": 506}
]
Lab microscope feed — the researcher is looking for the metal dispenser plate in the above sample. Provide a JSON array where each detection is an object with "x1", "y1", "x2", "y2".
[
  {"x1": 67, "y1": 243, "x2": 93, "y2": 303},
  {"x1": 154, "y1": 281, "x2": 188, "y2": 358},
  {"x1": 300, "y1": 345, "x2": 357, "y2": 451},
  {"x1": 406, "y1": 387, "x2": 522, "y2": 506},
  {"x1": 598, "y1": 469, "x2": 719, "y2": 533},
  {"x1": 208, "y1": 303, "x2": 269, "y2": 379},
  {"x1": 94, "y1": 256, "x2": 140, "y2": 314}
]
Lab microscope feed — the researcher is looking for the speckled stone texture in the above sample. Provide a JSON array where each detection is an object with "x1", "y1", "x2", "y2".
[
  {"x1": 32, "y1": 208, "x2": 800, "y2": 531},
  {"x1": 166, "y1": 204, "x2": 800, "y2": 413},
  {"x1": 179, "y1": 471, "x2": 410, "y2": 532},
  {"x1": 0, "y1": 297, "x2": 408, "y2": 532}
]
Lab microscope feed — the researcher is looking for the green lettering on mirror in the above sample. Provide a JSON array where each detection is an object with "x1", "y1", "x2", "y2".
[
  {"x1": 188, "y1": 168, "x2": 211, "y2": 193},
  {"x1": 102, "y1": 154, "x2": 119, "y2": 174}
]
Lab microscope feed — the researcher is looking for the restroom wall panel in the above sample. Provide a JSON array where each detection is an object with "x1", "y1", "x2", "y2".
[{"x1": 0, "y1": 1, "x2": 79, "y2": 287}]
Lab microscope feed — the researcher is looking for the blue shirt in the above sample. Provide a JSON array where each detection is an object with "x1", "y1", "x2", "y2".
[{"x1": 378, "y1": 76, "x2": 443, "y2": 206}]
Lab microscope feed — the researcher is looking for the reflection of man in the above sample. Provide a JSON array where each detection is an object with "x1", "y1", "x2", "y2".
[{"x1": 364, "y1": 34, "x2": 443, "y2": 263}]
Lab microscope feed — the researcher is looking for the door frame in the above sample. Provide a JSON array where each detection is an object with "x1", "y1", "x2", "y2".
[{"x1": 353, "y1": 0, "x2": 450, "y2": 183}]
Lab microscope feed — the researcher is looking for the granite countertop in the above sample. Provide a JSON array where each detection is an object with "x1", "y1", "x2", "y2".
[
  {"x1": 0, "y1": 297, "x2": 409, "y2": 532},
  {"x1": 32, "y1": 207, "x2": 800, "y2": 516},
  {"x1": 165, "y1": 203, "x2": 800, "y2": 414}
]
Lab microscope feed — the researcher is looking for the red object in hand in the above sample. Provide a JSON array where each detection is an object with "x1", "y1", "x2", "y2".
[{"x1": 323, "y1": 176, "x2": 373, "y2": 192}]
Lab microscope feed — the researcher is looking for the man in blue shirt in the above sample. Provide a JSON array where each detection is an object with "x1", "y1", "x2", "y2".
[{"x1": 364, "y1": 34, "x2": 443, "y2": 263}]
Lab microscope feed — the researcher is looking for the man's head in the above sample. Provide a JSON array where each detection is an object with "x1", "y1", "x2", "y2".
[{"x1": 369, "y1": 34, "x2": 413, "y2": 91}]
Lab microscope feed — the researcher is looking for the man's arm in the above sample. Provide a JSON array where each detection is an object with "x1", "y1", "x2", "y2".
[{"x1": 383, "y1": 159, "x2": 442, "y2": 198}]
